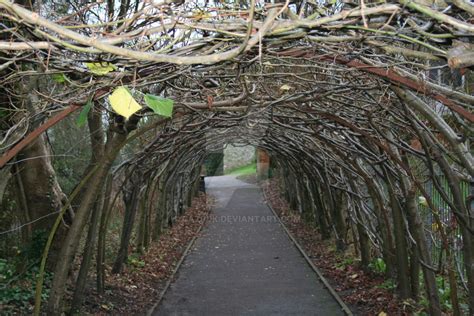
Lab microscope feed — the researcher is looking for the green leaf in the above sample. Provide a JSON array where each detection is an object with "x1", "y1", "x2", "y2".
[
  {"x1": 109, "y1": 87, "x2": 142, "y2": 119},
  {"x1": 144, "y1": 94, "x2": 174, "y2": 118},
  {"x1": 85, "y1": 62, "x2": 117, "y2": 76},
  {"x1": 76, "y1": 100, "x2": 92, "y2": 127},
  {"x1": 51, "y1": 73, "x2": 66, "y2": 83}
]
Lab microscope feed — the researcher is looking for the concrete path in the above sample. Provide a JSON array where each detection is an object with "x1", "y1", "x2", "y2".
[{"x1": 154, "y1": 175, "x2": 344, "y2": 316}]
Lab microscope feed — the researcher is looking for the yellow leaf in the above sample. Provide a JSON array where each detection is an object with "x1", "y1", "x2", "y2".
[
  {"x1": 85, "y1": 62, "x2": 116, "y2": 76},
  {"x1": 280, "y1": 84, "x2": 292, "y2": 91},
  {"x1": 108, "y1": 87, "x2": 142, "y2": 119},
  {"x1": 378, "y1": 312, "x2": 387, "y2": 316}
]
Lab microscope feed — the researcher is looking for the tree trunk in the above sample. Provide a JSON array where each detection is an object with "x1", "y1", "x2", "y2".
[
  {"x1": 17, "y1": 77, "x2": 70, "y2": 268},
  {"x1": 331, "y1": 188, "x2": 348, "y2": 252},
  {"x1": 311, "y1": 181, "x2": 331, "y2": 239},
  {"x1": 96, "y1": 174, "x2": 113, "y2": 294},
  {"x1": 70, "y1": 188, "x2": 104, "y2": 314},
  {"x1": 112, "y1": 185, "x2": 141, "y2": 274},
  {"x1": 152, "y1": 176, "x2": 166, "y2": 241},
  {"x1": 383, "y1": 169, "x2": 411, "y2": 299},
  {"x1": 47, "y1": 131, "x2": 128, "y2": 314},
  {"x1": 404, "y1": 184, "x2": 442, "y2": 315}
]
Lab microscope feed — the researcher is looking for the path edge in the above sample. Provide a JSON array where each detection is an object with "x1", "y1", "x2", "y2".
[
  {"x1": 262, "y1": 189, "x2": 354, "y2": 316},
  {"x1": 146, "y1": 204, "x2": 210, "y2": 316}
]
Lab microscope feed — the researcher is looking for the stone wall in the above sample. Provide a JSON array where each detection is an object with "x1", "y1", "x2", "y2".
[{"x1": 224, "y1": 145, "x2": 255, "y2": 172}]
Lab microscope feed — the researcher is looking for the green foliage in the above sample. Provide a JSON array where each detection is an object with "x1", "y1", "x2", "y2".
[
  {"x1": 0, "y1": 262, "x2": 52, "y2": 314},
  {"x1": 377, "y1": 279, "x2": 396, "y2": 290},
  {"x1": 51, "y1": 73, "x2": 67, "y2": 83},
  {"x1": 85, "y1": 62, "x2": 117, "y2": 76},
  {"x1": 205, "y1": 152, "x2": 224, "y2": 176},
  {"x1": 335, "y1": 257, "x2": 354, "y2": 270},
  {"x1": 226, "y1": 162, "x2": 256, "y2": 176},
  {"x1": 50, "y1": 115, "x2": 91, "y2": 194},
  {"x1": 127, "y1": 253, "x2": 145, "y2": 268},
  {"x1": 417, "y1": 276, "x2": 467, "y2": 314},
  {"x1": 0, "y1": 109, "x2": 8, "y2": 119},
  {"x1": 0, "y1": 231, "x2": 50, "y2": 313},
  {"x1": 435, "y1": 276, "x2": 452, "y2": 311},
  {"x1": 76, "y1": 99, "x2": 92, "y2": 127},
  {"x1": 0, "y1": 259, "x2": 14, "y2": 282},
  {"x1": 144, "y1": 94, "x2": 174, "y2": 118},
  {"x1": 24, "y1": 230, "x2": 48, "y2": 260},
  {"x1": 369, "y1": 258, "x2": 386, "y2": 274}
]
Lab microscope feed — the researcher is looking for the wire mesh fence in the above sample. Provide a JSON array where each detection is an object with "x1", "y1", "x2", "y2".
[{"x1": 419, "y1": 176, "x2": 470, "y2": 279}]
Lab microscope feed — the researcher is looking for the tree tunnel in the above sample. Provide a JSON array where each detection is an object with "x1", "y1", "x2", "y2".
[{"x1": 0, "y1": 0, "x2": 473, "y2": 315}]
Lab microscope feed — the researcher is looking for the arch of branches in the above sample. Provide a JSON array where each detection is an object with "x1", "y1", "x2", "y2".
[{"x1": 0, "y1": 0, "x2": 473, "y2": 315}]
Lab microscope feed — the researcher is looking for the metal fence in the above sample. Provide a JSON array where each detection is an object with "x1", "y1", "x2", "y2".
[{"x1": 418, "y1": 176, "x2": 470, "y2": 278}]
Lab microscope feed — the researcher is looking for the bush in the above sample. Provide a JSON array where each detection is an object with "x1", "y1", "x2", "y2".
[
  {"x1": 369, "y1": 258, "x2": 386, "y2": 274},
  {"x1": 0, "y1": 263, "x2": 52, "y2": 314}
]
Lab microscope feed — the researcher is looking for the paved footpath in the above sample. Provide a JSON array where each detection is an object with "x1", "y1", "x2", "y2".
[{"x1": 154, "y1": 175, "x2": 344, "y2": 316}]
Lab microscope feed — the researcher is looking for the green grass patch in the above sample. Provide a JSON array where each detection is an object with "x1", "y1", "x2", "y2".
[{"x1": 226, "y1": 163, "x2": 256, "y2": 175}]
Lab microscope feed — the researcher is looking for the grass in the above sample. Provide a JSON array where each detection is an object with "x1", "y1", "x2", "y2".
[{"x1": 226, "y1": 162, "x2": 256, "y2": 175}]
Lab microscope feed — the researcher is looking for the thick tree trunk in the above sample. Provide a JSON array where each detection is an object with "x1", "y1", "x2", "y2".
[
  {"x1": 17, "y1": 78, "x2": 69, "y2": 268},
  {"x1": 47, "y1": 131, "x2": 128, "y2": 314}
]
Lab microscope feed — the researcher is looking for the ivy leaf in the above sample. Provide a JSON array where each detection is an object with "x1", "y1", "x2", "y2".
[
  {"x1": 109, "y1": 87, "x2": 142, "y2": 119},
  {"x1": 144, "y1": 94, "x2": 174, "y2": 118},
  {"x1": 76, "y1": 100, "x2": 92, "y2": 127},
  {"x1": 85, "y1": 62, "x2": 117, "y2": 76},
  {"x1": 52, "y1": 73, "x2": 66, "y2": 83}
]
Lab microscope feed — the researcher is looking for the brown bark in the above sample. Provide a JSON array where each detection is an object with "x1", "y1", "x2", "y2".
[
  {"x1": 404, "y1": 184, "x2": 442, "y2": 315},
  {"x1": 447, "y1": 41, "x2": 474, "y2": 69},
  {"x1": 47, "y1": 126, "x2": 131, "y2": 314},
  {"x1": 70, "y1": 188, "x2": 104, "y2": 313},
  {"x1": 311, "y1": 181, "x2": 331, "y2": 239},
  {"x1": 112, "y1": 183, "x2": 141, "y2": 274},
  {"x1": 96, "y1": 174, "x2": 113, "y2": 294},
  {"x1": 383, "y1": 169, "x2": 411, "y2": 299},
  {"x1": 16, "y1": 78, "x2": 70, "y2": 268}
]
